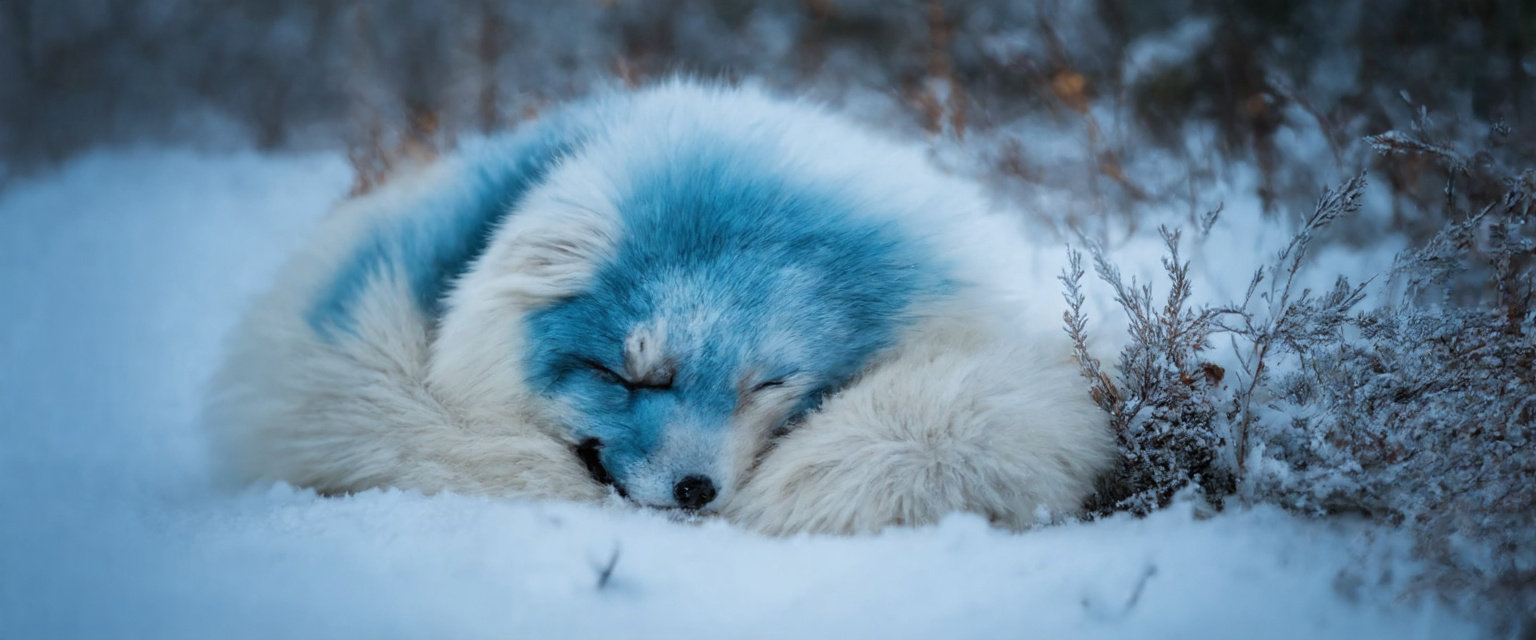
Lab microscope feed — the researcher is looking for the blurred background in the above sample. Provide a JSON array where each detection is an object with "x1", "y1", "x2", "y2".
[{"x1": 4, "y1": 0, "x2": 1532, "y2": 242}]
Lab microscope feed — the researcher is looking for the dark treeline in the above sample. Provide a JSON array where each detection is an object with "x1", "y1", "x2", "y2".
[{"x1": 3, "y1": 0, "x2": 1532, "y2": 234}]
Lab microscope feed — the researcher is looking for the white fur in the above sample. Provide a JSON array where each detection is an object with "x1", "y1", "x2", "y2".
[
  {"x1": 207, "y1": 80, "x2": 1114, "y2": 533},
  {"x1": 206, "y1": 162, "x2": 607, "y2": 501},
  {"x1": 722, "y1": 308, "x2": 1114, "y2": 534}
]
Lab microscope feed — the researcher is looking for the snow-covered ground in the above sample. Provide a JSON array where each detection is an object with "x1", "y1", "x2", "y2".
[{"x1": 0, "y1": 147, "x2": 1484, "y2": 639}]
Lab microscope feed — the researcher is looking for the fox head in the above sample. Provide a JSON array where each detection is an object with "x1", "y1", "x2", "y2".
[{"x1": 515, "y1": 148, "x2": 943, "y2": 511}]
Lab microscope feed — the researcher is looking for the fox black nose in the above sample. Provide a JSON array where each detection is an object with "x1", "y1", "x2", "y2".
[{"x1": 673, "y1": 475, "x2": 717, "y2": 510}]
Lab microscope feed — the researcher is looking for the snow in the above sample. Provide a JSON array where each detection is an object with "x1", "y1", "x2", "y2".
[{"x1": 0, "y1": 147, "x2": 1484, "y2": 639}]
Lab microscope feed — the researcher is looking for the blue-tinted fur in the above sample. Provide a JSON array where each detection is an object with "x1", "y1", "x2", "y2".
[
  {"x1": 525, "y1": 140, "x2": 949, "y2": 485},
  {"x1": 307, "y1": 119, "x2": 582, "y2": 337}
]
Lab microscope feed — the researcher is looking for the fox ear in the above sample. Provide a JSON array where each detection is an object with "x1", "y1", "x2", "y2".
[
  {"x1": 428, "y1": 188, "x2": 622, "y2": 411},
  {"x1": 479, "y1": 140, "x2": 628, "y2": 303},
  {"x1": 491, "y1": 202, "x2": 621, "y2": 301}
]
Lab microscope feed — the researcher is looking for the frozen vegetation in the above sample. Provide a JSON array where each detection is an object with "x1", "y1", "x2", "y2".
[{"x1": 2, "y1": 0, "x2": 1533, "y2": 636}]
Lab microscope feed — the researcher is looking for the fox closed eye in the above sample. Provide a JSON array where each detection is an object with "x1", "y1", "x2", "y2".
[
  {"x1": 584, "y1": 359, "x2": 672, "y2": 391},
  {"x1": 751, "y1": 378, "x2": 787, "y2": 393},
  {"x1": 587, "y1": 362, "x2": 626, "y2": 385}
]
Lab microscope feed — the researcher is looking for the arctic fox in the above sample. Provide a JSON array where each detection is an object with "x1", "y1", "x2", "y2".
[{"x1": 206, "y1": 80, "x2": 1114, "y2": 534}]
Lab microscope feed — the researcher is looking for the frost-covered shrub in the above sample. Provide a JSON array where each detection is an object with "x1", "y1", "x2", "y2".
[
  {"x1": 1071, "y1": 122, "x2": 1536, "y2": 630},
  {"x1": 1254, "y1": 302, "x2": 1535, "y2": 619},
  {"x1": 1062, "y1": 227, "x2": 1232, "y2": 516},
  {"x1": 1249, "y1": 125, "x2": 1535, "y2": 628},
  {"x1": 1220, "y1": 175, "x2": 1372, "y2": 477}
]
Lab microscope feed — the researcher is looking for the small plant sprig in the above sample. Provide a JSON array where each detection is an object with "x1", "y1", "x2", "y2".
[{"x1": 1063, "y1": 226, "x2": 1229, "y2": 516}]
